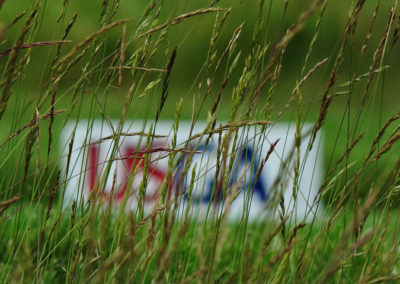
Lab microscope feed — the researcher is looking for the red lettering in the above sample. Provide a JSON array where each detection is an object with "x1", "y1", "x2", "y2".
[{"x1": 87, "y1": 144, "x2": 167, "y2": 203}]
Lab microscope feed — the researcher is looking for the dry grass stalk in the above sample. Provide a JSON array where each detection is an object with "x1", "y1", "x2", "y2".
[
  {"x1": 363, "y1": 111, "x2": 400, "y2": 166},
  {"x1": 208, "y1": 22, "x2": 244, "y2": 95},
  {"x1": 195, "y1": 20, "x2": 242, "y2": 130},
  {"x1": 0, "y1": 40, "x2": 71, "y2": 57},
  {"x1": 63, "y1": 126, "x2": 76, "y2": 193},
  {"x1": 35, "y1": 110, "x2": 42, "y2": 283},
  {"x1": 45, "y1": 171, "x2": 60, "y2": 222},
  {"x1": 49, "y1": 45, "x2": 91, "y2": 94},
  {"x1": 254, "y1": 139, "x2": 280, "y2": 187},
  {"x1": 204, "y1": 8, "x2": 231, "y2": 74},
  {"x1": 371, "y1": 133, "x2": 400, "y2": 162},
  {"x1": 0, "y1": 194, "x2": 22, "y2": 216},
  {"x1": 47, "y1": 92, "x2": 56, "y2": 159},
  {"x1": 109, "y1": 66, "x2": 166, "y2": 72},
  {"x1": 52, "y1": 13, "x2": 78, "y2": 65},
  {"x1": 263, "y1": 235, "x2": 297, "y2": 276},
  {"x1": 57, "y1": 0, "x2": 69, "y2": 22},
  {"x1": 156, "y1": 47, "x2": 177, "y2": 122},
  {"x1": 92, "y1": 132, "x2": 166, "y2": 144},
  {"x1": 318, "y1": 230, "x2": 375, "y2": 284},
  {"x1": 0, "y1": 4, "x2": 39, "y2": 119},
  {"x1": 136, "y1": 7, "x2": 226, "y2": 39},
  {"x1": 0, "y1": 109, "x2": 65, "y2": 148},
  {"x1": 310, "y1": 0, "x2": 367, "y2": 149},
  {"x1": 317, "y1": 190, "x2": 378, "y2": 282},
  {"x1": 361, "y1": 0, "x2": 381, "y2": 56},
  {"x1": 278, "y1": 58, "x2": 328, "y2": 118},
  {"x1": 392, "y1": 14, "x2": 400, "y2": 47},
  {"x1": 300, "y1": 0, "x2": 328, "y2": 77},
  {"x1": 360, "y1": 208, "x2": 393, "y2": 283},
  {"x1": 53, "y1": 18, "x2": 130, "y2": 74},
  {"x1": 6, "y1": 9, "x2": 27, "y2": 30},
  {"x1": 209, "y1": 50, "x2": 241, "y2": 117},
  {"x1": 118, "y1": 25, "x2": 126, "y2": 87},
  {"x1": 322, "y1": 131, "x2": 365, "y2": 195},
  {"x1": 367, "y1": 275, "x2": 400, "y2": 284},
  {"x1": 251, "y1": 0, "x2": 325, "y2": 112},
  {"x1": 352, "y1": 5, "x2": 397, "y2": 141},
  {"x1": 34, "y1": 108, "x2": 41, "y2": 179},
  {"x1": 1, "y1": 0, "x2": 400, "y2": 282},
  {"x1": 187, "y1": 120, "x2": 271, "y2": 142}
]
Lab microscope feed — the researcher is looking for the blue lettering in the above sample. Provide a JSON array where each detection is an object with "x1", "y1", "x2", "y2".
[{"x1": 175, "y1": 143, "x2": 268, "y2": 204}]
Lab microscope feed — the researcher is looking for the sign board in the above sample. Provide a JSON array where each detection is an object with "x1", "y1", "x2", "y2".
[{"x1": 61, "y1": 120, "x2": 323, "y2": 221}]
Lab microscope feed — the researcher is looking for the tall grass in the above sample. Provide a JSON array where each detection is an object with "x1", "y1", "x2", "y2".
[{"x1": 0, "y1": 0, "x2": 400, "y2": 282}]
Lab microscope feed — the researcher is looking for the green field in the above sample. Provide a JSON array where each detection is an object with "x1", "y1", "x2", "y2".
[{"x1": 0, "y1": 0, "x2": 400, "y2": 282}]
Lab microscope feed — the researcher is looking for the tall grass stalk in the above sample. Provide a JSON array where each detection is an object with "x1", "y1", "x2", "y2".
[{"x1": 0, "y1": 0, "x2": 399, "y2": 282}]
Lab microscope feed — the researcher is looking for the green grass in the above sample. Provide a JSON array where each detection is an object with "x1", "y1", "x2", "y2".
[{"x1": 1, "y1": 0, "x2": 400, "y2": 283}]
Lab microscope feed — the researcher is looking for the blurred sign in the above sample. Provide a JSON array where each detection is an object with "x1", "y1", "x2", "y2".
[{"x1": 61, "y1": 121, "x2": 323, "y2": 221}]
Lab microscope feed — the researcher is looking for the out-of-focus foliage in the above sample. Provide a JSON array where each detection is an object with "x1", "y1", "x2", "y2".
[{"x1": 1, "y1": 0, "x2": 399, "y2": 92}]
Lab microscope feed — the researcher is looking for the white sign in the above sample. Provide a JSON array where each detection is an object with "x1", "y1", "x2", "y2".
[{"x1": 60, "y1": 120, "x2": 323, "y2": 221}]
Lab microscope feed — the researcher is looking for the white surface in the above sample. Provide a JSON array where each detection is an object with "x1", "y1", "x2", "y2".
[{"x1": 60, "y1": 120, "x2": 323, "y2": 221}]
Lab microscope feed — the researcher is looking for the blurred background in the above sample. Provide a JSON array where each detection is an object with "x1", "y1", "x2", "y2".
[{"x1": 0, "y1": 0, "x2": 399, "y2": 198}]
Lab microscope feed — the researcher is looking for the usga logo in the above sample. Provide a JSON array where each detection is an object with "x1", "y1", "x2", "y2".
[
  {"x1": 61, "y1": 121, "x2": 323, "y2": 220},
  {"x1": 87, "y1": 143, "x2": 166, "y2": 203}
]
